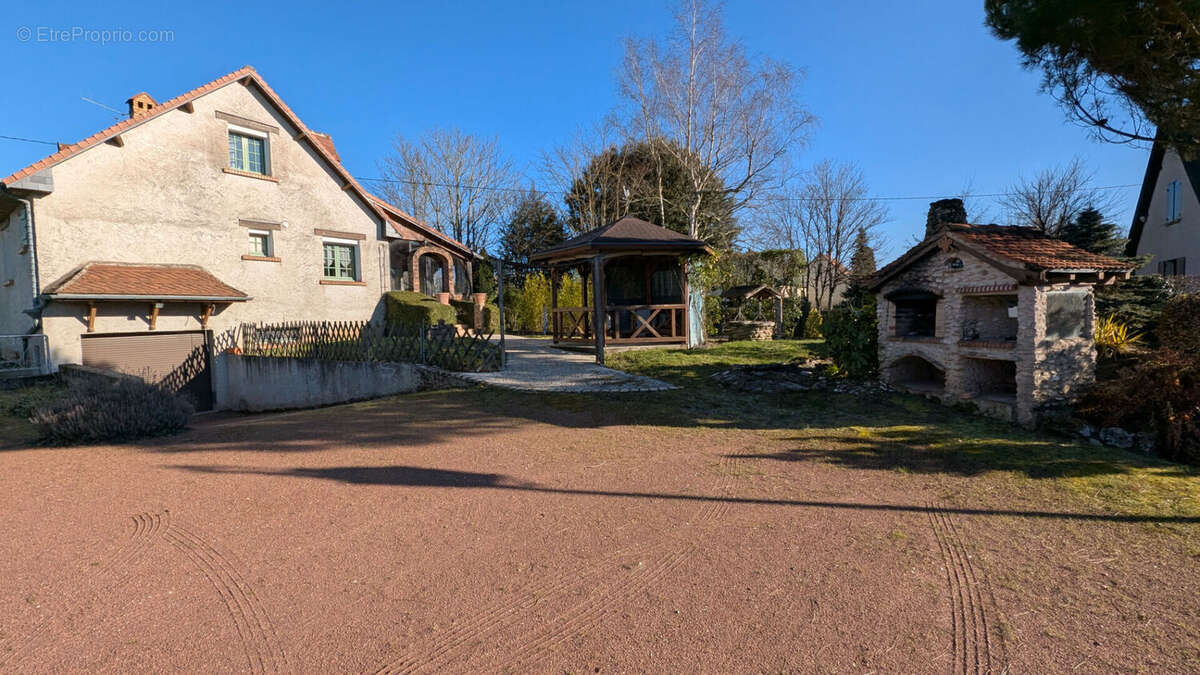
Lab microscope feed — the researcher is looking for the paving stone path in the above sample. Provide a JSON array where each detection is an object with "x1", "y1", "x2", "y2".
[{"x1": 457, "y1": 335, "x2": 675, "y2": 393}]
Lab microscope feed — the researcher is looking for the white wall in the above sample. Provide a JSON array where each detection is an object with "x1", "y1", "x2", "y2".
[
  {"x1": 0, "y1": 205, "x2": 36, "y2": 335},
  {"x1": 24, "y1": 79, "x2": 400, "y2": 366},
  {"x1": 213, "y1": 354, "x2": 419, "y2": 411},
  {"x1": 1135, "y1": 148, "x2": 1200, "y2": 275}
]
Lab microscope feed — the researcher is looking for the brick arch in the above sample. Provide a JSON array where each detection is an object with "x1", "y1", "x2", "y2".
[
  {"x1": 884, "y1": 352, "x2": 945, "y2": 372},
  {"x1": 414, "y1": 247, "x2": 453, "y2": 295},
  {"x1": 884, "y1": 353, "x2": 947, "y2": 393}
]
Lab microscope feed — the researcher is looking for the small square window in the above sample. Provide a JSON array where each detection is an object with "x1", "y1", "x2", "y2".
[
  {"x1": 248, "y1": 230, "x2": 272, "y2": 257},
  {"x1": 323, "y1": 241, "x2": 358, "y2": 281},
  {"x1": 229, "y1": 129, "x2": 268, "y2": 175}
]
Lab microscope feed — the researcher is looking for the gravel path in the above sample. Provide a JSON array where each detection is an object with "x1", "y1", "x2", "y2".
[
  {"x1": 456, "y1": 335, "x2": 675, "y2": 392},
  {"x1": 0, "y1": 389, "x2": 1194, "y2": 672}
]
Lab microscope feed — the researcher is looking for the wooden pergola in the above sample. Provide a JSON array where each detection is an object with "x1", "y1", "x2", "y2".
[{"x1": 529, "y1": 216, "x2": 712, "y2": 364}]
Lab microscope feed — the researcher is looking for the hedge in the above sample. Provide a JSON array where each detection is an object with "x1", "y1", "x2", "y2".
[
  {"x1": 384, "y1": 291, "x2": 457, "y2": 326},
  {"x1": 450, "y1": 299, "x2": 501, "y2": 333}
]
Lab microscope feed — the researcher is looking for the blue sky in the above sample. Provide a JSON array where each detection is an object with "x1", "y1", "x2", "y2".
[{"x1": 1, "y1": 0, "x2": 1149, "y2": 260}]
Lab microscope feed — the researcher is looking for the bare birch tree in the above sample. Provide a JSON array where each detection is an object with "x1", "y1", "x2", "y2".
[
  {"x1": 378, "y1": 128, "x2": 519, "y2": 252},
  {"x1": 760, "y1": 160, "x2": 888, "y2": 309},
  {"x1": 618, "y1": 0, "x2": 815, "y2": 240},
  {"x1": 997, "y1": 158, "x2": 1118, "y2": 235}
]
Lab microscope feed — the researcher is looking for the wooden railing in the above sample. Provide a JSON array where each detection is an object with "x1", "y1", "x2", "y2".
[
  {"x1": 553, "y1": 304, "x2": 688, "y2": 344},
  {"x1": 552, "y1": 307, "x2": 592, "y2": 343},
  {"x1": 606, "y1": 304, "x2": 687, "y2": 343}
]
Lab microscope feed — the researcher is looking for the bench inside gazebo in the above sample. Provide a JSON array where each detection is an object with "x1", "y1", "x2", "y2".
[{"x1": 529, "y1": 217, "x2": 712, "y2": 364}]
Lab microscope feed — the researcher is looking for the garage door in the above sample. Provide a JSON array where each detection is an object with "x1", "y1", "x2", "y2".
[{"x1": 81, "y1": 331, "x2": 213, "y2": 411}]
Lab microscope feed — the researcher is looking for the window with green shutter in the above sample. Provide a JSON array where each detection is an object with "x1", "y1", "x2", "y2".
[
  {"x1": 323, "y1": 242, "x2": 358, "y2": 280},
  {"x1": 228, "y1": 131, "x2": 268, "y2": 175}
]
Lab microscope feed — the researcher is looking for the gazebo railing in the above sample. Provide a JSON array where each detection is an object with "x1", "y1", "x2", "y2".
[
  {"x1": 552, "y1": 307, "x2": 593, "y2": 343},
  {"x1": 553, "y1": 304, "x2": 688, "y2": 344},
  {"x1": 607, "y1": 304, "x2": 687, "y2": 343}
]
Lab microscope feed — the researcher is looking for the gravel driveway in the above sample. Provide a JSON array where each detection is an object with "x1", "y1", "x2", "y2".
[{"x1": 0, "y1": 389, "x2": 1194, "y2": 673}]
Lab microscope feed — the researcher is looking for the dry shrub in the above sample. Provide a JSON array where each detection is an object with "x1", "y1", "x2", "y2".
[
  {"x1": 32, "y1": 377, "x2": 193, "y2": 445},
  {"x1": 1079, "y1": 348, "x2": 1200, "y2": 465},
  {"x1": 1158, "y1": 293, "x2": 1200, "y2": 354}
]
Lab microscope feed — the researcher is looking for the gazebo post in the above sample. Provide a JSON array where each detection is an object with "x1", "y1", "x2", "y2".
[
  {"x1": 681, "y1": 258, "x2": 691, "y2": 348},
  {"x1": 592, "y1": 254, "x2": 606, "y2": 365},
  {"x1": 550, "y1": 267, "x2": 560, "y2": 343}
]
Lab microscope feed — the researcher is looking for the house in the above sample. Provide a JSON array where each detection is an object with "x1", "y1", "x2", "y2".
[
  {"x1": 0, "y1": 66, "x2": 473, "y2": 408},
  {"x1": 869, "y1": 222, "x2": 1133, "y2": 426},
  {"x1": 1126, "y1": 141, "x2": 1200, "y2": 276},
  {"x1": 804, "y1": 254, "x2": 849, "y2": 309}
]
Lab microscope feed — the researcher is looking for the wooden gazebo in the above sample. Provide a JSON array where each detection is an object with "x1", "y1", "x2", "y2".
[{"x1": 529, "y1": 217, "x2": 712, "y2": 364}]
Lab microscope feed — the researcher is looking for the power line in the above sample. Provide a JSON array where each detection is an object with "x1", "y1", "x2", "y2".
[
  {"x1": 357, "y1": 174, "x2": 1140, "y2": 203},
  {"x1": 0, "y1": 134, "x2": 59, "y2": 146},
  {"x1": 0, "y1": 131, "x2": 1141, "y2": 203}
]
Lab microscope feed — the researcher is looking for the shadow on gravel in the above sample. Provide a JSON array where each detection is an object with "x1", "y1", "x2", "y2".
[
  {"x1": 151, "y1": 388, "x2": 1191, "y2": 487},
  {"x1": 731, "y1": 426, "x2": 1199, "y2": 480},
  {"x1": 170, "y1": 463, "x2": 1200, "y2": 525}
]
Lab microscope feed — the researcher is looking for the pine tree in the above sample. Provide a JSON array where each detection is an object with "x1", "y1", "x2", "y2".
[
  {"x1": 1058, "y1": 207, "x2": 1126, "y2": 256},
  {"x1": 842, "y1": 228, "x2": 877, "y2": 308},
  {"x1": 500, "y1": 190, "x2": 565, "y2": 263}
]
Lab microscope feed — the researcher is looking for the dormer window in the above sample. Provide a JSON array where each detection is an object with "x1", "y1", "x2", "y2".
[{"x1": 228, "y1": 125, "x2": 269, "y2": 175}]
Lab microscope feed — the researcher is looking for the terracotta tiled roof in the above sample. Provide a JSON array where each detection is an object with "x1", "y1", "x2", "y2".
[
  {"x1": 309, "y1": 131, "x2": 340, "y2": 162},
  {"x1": 368, "y1": 195, "x2": 473, "y2": 258},
  {"x1": 2, "y1": 67, "x2": 255, "y2": 186},
  {"x1": 869, "y1": 224, "x2": 1134, "y2": 290},
  {"x1": 949, "y1": 224, "x2": 1133, "y2": 271},
  {"x1": 44, "y1": 263, "x2": 249, "y2": 300},
  {"x1": 0, "y1": 66, "x2": 475, "y2": 258}
]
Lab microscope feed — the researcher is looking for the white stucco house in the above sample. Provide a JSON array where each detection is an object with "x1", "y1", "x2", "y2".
[
  {"x1": 1127, "y1": 141, "x2": 1200, "y2": 277},
  {"x1": 0, "y1": 66, "x2": 473, "y2": 408}
]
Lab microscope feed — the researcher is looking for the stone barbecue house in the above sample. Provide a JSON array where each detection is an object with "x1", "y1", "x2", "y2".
[{"x1": 868, "y1": 222, "x2": 1133, "y2": 425}]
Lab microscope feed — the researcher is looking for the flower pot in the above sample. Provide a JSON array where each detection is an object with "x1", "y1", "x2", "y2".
[{"x1": 436, "y1": 292, "x2": 451, "y2": 305}]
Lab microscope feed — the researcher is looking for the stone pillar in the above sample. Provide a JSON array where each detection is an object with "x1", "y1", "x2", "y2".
[{"x1": 472, "y1": 292, "x2": 487, "y2": 330}]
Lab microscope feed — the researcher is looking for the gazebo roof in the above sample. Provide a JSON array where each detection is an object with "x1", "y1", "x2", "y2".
[{"x1": 530, "y1": 216, "x2": 712, "y2": 263}]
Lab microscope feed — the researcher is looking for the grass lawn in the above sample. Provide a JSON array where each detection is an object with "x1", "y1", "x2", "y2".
[
  {"x1": 605, "y1": 339, "x2": 1200, "y2": 529},
  {"x1": 0, "y1": 382, "x2": 61, "y2": 449}
]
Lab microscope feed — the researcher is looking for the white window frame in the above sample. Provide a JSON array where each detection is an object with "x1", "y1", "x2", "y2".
[
  {"x1": 321, "y1": 237, "x2": 361, "y2": 281},
  {"x1": 247, "y1": 228, "x2": 273, "y2": 257},
  {"x1": 1167, "y1": 180, "x2": 1182, "y2": 223},
  {"x1": 227, "y1": 124, "x2": 271, "y2": 175}
]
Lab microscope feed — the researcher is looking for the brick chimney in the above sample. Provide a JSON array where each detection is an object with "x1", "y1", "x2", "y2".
[
  {"x1": 925, "y1": 198, "x2": 967, "y2": 239},
  {"x1": 126, "y1": 92, "x2": 157, "y2": 119}
]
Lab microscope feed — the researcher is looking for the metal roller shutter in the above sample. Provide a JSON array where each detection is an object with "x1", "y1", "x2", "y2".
[{"x1": 80, "y1": 331, "x2": 213, "y2": 411}]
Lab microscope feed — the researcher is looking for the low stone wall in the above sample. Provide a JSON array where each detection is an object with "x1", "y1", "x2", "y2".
[
  {"x1": 214, "y1": 354, "x2": 419, "y2": 412},
  {"x1": 725, "y1": 320, "x2": 776, "y2": 341}
]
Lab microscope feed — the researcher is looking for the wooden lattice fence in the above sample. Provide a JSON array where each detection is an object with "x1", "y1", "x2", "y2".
[{"x1": 239, "y1": 320, "x2": 501, "y2": 372}]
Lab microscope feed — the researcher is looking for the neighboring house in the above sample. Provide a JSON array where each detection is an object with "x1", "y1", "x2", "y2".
[
  {"x1": 869, "y1": 223, "x2": 1132, "y2": 426},
  {"x1": 0, "y1": 66, "x2": 473, "y2": 406},
  {"x1": 1127, "y1": 141, "x2": 1200, "y2": 276},
  {"x1": 803, "y1": 254, "x2": 849, "y2": 309}
]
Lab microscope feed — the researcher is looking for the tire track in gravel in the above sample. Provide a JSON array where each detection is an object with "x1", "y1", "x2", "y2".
[
  {"x1": 0, "y1": 511, "x2": 168, "y2": 669},
  {"x1": 164, "y1": 523, "x2": 289, "y2": 674},
  {"x1": 928, "y1": 501, "x2": 1007, "y2": 675},
  {"x1": 490, "y1": 453, "x2": 746, "y2": 672},
  {"x1": 374, "y1": 453, "x2": 747, "y2": 674}
]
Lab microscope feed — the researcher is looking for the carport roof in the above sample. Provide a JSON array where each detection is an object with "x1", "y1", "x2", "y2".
[{"x1": 44, "y1": 262, "x2": 250, "y2": 302}]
